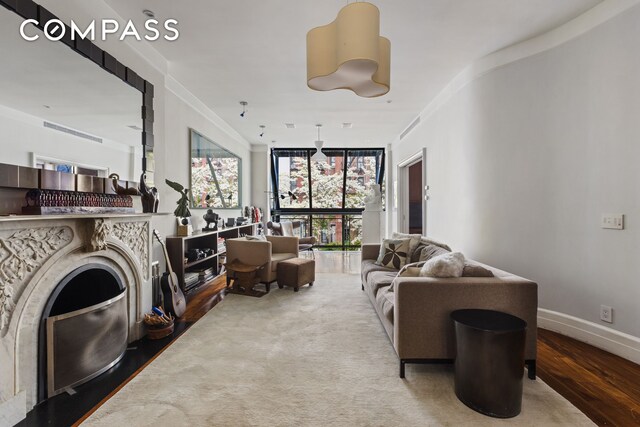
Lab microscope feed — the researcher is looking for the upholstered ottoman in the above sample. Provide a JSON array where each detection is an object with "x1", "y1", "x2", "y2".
[{"x1": 277, "y1": 258, "x2": 315, "y2": 292}]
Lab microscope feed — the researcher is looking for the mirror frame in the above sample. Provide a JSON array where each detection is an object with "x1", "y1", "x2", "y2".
[
  {"x1": 0, "y1": 0, "x2": 155, "y2": 187},
  {"x1": 189, "y1": 128, "x2": 242, "y2": 210}
]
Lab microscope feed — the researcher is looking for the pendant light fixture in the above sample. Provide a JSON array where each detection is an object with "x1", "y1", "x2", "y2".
[
  {"x1": 239, "y1": 101, "x2": 248, "y2": 117},
  {"x1": 259, "y1": 125, "x2": 266, "y2": 137},
  {"x1": 306, "y1": 1, "x2": 390, "y2": 98},
  {"x1": 311, "y1": 124, "x2": 327, "y2": 162}
]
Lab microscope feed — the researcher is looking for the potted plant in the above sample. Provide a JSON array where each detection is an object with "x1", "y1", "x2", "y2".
[{"x1": 166, "y1": 179, "x2": 192, "y2": 236}]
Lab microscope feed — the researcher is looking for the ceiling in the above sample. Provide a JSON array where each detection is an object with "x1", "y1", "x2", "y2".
[{"x1": 105, "y1": 0, "x2": 601, "y2": 149}]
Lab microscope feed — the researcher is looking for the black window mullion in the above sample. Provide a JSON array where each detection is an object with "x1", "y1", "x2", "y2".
[
  {"x1": 270, "y1": 149, "x2": 281, "y2": 211},
  {"x1": 341, "y1": 149, "x2": 347, "y2": 209},
  {"x1": 307, "y1": 149, "x2": 313, "y2": 209}
]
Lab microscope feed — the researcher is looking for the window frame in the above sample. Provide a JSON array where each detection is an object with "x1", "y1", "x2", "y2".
[{"x1": 270, "y1": 148, "x2": 385, "y2": 213}]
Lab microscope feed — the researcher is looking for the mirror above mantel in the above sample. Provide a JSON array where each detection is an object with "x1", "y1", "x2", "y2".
[{"x1": 0, "y1": 0, "x2": 157, "y2": 214}]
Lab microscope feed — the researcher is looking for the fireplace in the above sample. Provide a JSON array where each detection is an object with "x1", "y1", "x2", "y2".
[
  {"x1": 38, "y1": 264, "x2": 128, "y2": 401},
  {"x1": 0, "y1": 215, "x2": 152, "y2": 424}
]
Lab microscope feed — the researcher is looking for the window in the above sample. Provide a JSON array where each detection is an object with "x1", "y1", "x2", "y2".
[
  {"x1": 311, "y1": 150, "x2": 344, "y2": 209},
  {"x1": 275, "y1": 151, "x2": 309, "y2": 209},
  {"x1": 190, "y1": 129, "x2": 241, "y2": 209},
  {"x1": 344, "y1": 150, "x2": 383, "y2": 209},
  {"x1": 271, "y1": 148, "x2": 384, "y2": 211}
]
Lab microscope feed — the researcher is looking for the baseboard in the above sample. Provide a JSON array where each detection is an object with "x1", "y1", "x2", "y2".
[
  {"x1": 538, "y1": 308, "x2": 640, "y2": 365},
  {"x1": 0, "y1": 391, "x2": 26, "y2": 426}
]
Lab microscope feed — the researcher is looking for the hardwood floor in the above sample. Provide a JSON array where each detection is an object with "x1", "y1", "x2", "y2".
[{"x1": 537, "y1": 328, "x2": 640, "y2": 426}]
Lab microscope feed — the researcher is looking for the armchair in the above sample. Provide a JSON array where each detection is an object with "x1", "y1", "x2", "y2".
[
  {"x1": 225, "y1": 236, "x2": 299, "y2": 285},
  {"x1": 267, "y1": 221, "x2": 317, "y2": 255}
]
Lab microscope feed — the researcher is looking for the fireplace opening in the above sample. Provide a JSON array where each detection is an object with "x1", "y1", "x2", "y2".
[{"x1": 38, "y1": 264, "x2": 128, "y2": 402}]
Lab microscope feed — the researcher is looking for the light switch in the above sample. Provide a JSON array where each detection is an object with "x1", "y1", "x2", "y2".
[{"x1": 601, "y1": 214, "x2": 624, "y2": 230}]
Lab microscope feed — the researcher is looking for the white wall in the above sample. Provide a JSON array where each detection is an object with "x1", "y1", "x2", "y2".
[
  {"x1": 392, "y1": 5, "x2": 640, "y2": 343},
  {"x1": 163, "y1": 89, "x2": 251, "y2": 229},
  {"x1": 0, "y1": 105, "x2": 138, "y2": 180},
  {"x1": 250, "y1": 147, "x2": 271, "y2": 226}
]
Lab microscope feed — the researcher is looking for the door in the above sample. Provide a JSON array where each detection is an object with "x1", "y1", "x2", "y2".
[
  {"x1": 408, "y1": 161, "x2": 423, "y2": 234},
  {"x1": 397, "y1": 148, "x2": 427, "y2": 235}
]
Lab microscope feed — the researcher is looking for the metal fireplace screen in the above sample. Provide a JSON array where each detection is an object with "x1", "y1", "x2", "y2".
[{"x1": 46, "y1": 290, "x2": 128, "y2": 397}]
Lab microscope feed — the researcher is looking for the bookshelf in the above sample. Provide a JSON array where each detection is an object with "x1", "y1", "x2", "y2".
[{"x1": 166, "y1": 223, "x2": 259, "y2": 295}]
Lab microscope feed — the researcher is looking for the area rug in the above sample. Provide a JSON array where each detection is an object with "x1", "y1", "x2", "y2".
[{"x1": 82, "y1": 273, "x2": 593, "y2": 426}]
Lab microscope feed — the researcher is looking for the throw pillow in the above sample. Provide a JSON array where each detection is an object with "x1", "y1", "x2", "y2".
[
  {"x1": 391, "y1": 232, "x2": 422, "y2": 261},
  {"x1": 375, "y1": 239, "x2": 411, "y2": 270},
  {"x1": 419, "y1": 252, "x2": 465, "y2": 278},
  {"x1": 462, "y1": 262, "x2": 494, "y2": 277},
  {"x1": 397, "y1": 261, "x2": 426, "y2": 277},
  {"x1": 418, "y1": 244, "x2": 450, "y2": 262},
  {"x1": 246, "y1": 234, "x2": 267, "y2": 241}
]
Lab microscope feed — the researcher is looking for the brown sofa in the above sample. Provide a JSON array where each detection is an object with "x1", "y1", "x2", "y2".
[{"x1": 361, "y1": 243, "x2": 538, "y2": 379}]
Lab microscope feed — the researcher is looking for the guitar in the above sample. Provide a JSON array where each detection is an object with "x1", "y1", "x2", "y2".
[{"x1": 153, "y1": 229, "x2": 186, "y2": 318}]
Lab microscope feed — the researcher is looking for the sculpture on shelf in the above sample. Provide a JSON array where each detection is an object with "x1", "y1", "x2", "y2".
[
  {"x1": 165, "y1": 179, "x2": 191, "y2": 219},
  {"x1": 140, "y1": 173, "x2": 159, "y2": 213},
  {"x1": 203, "y1": 209, "x2": 219, "y2": 231},
  {"x1": 364, "y1": 184, "x2": 383, "y2": 211},
  {"x1": 109, "y1": 173, "x2": 140, "y2": 196}
]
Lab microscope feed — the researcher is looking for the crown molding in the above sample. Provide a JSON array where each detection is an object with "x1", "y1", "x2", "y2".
[
  {"x1": 165, "y1": 75, "x2": 251, "y2": 150},
  {"x1": 395, "y1": 0, "x2": 640, "y2": 145}
]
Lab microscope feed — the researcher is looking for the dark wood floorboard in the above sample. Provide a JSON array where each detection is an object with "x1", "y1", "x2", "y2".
[{"x1": 537, "y1": 328, "x2": 640, "y2": 426}]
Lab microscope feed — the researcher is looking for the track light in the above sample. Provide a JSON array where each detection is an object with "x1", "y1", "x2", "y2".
[
  {"x1": 259, "y1": 125, "x2": 266, "y2": 137},
  {"x1": 239, "y1": 101, "x2": 248, "y2": 117}
]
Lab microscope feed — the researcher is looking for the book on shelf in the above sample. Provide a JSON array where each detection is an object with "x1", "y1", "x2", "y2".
[{"x1": 184, "y1": 272, "x2": 200, "y2": 287}]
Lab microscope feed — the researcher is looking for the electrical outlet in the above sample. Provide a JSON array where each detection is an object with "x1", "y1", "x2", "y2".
[
  {"x1": 600, "y1": 305, "x2": 613, "y2": 323},
  {"x1": 601, "y1": 214, "x2": 624, "y2": 230}
]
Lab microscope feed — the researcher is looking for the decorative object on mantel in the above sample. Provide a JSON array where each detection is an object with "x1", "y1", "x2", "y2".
[
  {"x1": 109, "y1": 173, "x2": 141, "y2": 196},
  {"x1": 166, "y1": 179, "x2": 192, "y2": 236},
  {"x1": 203, "y1": 209, "x2": 219, "y2": 231},
  {"x1": 22, "y1": 189, "x2": 134, "y2": 215},
  {"x1": 139, "y1": 173, "x2": 159, "y2": 213},
  {"x1": 306, "y1": 1, "x2": 390, "y2": 98}
]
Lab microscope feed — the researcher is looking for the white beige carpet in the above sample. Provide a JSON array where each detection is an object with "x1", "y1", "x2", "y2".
[{"x1": 82, "y1": 273, "x2": 593, "y2": 426}]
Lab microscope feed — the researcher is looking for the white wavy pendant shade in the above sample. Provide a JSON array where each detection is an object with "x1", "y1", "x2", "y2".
[{"x1": 307, "y1": 2, "x2": 390, "y2": 98}]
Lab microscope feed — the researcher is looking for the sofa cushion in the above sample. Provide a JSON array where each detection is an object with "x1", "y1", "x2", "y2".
[
  {"x1": 361, "y1": 259, "x2": 397, "y2": 282},
  {"x1": 418, "y1": 244, "x2": 450, "y2": 262},
  {"x1": 367, "y1": 271, "x2": 397, "y2": 297},
  {"x1": 270, "y1": 252, "x2": 297, "y2": 271},
  {"x1": 420, "y1": 252, "x2": 465, "y2": 278},
  {"x1": 375, "y1": 287, "x2": 395, "y2": 323},
  {"x1": 376, "y1": 238, "x2": 411, "y2": 269}
]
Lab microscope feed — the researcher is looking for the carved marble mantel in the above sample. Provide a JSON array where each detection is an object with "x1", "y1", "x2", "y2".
[{"x1": 0, "y1": 213, "x2": 152, "y2": 423}]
